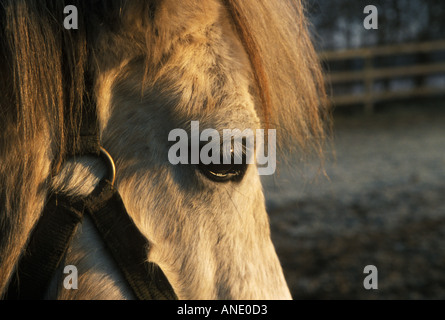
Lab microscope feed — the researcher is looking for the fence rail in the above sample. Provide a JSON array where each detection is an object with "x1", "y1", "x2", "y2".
[{"x1": 320, "y1": 40, "x2": 445, "y2": 113}]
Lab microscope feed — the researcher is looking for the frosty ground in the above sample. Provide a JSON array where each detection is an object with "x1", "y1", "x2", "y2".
[{"x1": 264, "y1": 101, "x2": 445, "y2": 299}]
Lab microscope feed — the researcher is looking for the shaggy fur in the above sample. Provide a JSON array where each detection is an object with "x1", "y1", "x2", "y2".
[{"x1": 0, "y1": 0, "x2": 328, "y2": 299}]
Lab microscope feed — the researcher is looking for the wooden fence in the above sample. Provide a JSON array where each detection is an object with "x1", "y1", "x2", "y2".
[{"x1": 320, "y1": 40, "x2": 445, "y2": 113}]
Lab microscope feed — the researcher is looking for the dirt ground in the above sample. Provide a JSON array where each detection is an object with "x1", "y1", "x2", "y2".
[{"x1": 263, "y1": 100, "x2": 445, "y2": 299}]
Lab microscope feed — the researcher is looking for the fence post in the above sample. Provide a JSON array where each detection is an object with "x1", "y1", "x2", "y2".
[{"x1": 364, "y1": 52, "x2": 374, "y2": 114}]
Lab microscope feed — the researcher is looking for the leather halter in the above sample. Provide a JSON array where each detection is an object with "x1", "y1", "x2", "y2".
[{"x1": 6, "y1": 75, "x2": 177, "y2": 301}]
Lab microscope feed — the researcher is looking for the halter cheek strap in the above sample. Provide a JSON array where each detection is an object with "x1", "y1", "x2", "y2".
[
  {"x1": 82, "y1": 180, "x2": 177, "y2": 300},
  {"x1": 6, "y1": 159, "x2": 177, "y2": 300},
  {"x1": 6, "y1": 192, "x2": 84, "y2": 299}
]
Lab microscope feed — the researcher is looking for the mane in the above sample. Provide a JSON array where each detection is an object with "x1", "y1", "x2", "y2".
[
  {"x1": 223, "y1": 0, "x2": 329, "y2": 155},
  {"x1": 0, "y1": 0, "x2": 124, "y2": 296},
  {"x1": 0, "y1": 0, "x2": 328, "y2": 297}
]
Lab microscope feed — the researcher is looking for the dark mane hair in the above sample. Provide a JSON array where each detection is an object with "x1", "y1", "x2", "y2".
[
  {"x1": 0, "y1": 0, "x2": 129, "y2": 170},
  {"x1": 0, "y1": 0, "x2": 129, "y2": 295}
]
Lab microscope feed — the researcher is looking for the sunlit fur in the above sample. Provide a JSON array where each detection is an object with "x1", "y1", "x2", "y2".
[{"x1": 0, "y1": 0, "x2": 328, "y2": 299}]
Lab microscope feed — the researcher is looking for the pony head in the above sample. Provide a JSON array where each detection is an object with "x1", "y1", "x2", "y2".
[{"x1": 0, "y1": 0, "x2": 328, "y2": 299}]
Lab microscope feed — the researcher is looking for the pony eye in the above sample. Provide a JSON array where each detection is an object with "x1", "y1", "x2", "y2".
[
  {"x1": 198, "y1": 161, "x2": 247, "y2": 183},
  {"x1": 197, "y1": 143, "x2": 248, "y2": 183}
]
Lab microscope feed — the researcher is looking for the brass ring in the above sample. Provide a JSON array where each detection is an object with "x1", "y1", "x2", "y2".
[{"x1": 100, "y1": 147, "x2": 116, "y2": 186}]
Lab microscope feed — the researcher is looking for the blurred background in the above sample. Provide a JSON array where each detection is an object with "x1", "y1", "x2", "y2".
[{"x1": 264, "y1": 0, "x2": 445, "y2": 299}]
